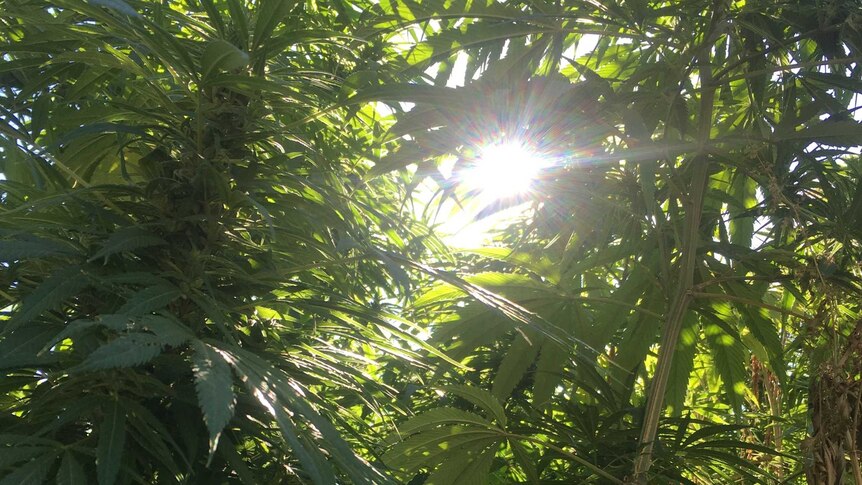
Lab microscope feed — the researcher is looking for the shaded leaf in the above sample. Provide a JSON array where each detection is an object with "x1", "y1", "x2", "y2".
[
  {"x1": 56, "y1": 452, "x2": 87, "y2": 485},
  {"x1": 97, "y1": 400, "x2": 125, "y2": 485}
]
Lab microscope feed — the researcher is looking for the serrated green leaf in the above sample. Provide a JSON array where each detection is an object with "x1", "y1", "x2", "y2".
[
  {"x1": 191, "y1": 341, "x2": 236, "y2": 459},
  {"x1": 0, "y1": 446, "x2": 51, "y2": 468},
  {"x1": 438, "y1": 384, "x2": 507, "y2": 426},
  {"x1": 383, "y1": 425, "x2": 501, "y2": 473},
  {"x1": 40, "y1": 314, "x2": 133, "y2": 354},
  {"x1": 0, "y1": 452, "x2": 57, "y2": 485},
  {"x1": 425, "y1": 446, "x2": 496, "y2": 485},
  {"x1": 139, "y1": 315, "x2": 193, "y2": 346},
  {"x1": 384, "y1": 407, "x2": 491, "y2": 446},
  {"x1": 4, "y1": 266, "x2": 88, "y2": 334},
  {"x1": 217, "y1": 343, "x2": 394, "y2": 484},
  {"x1": 117, "y1": 284, "x2": 182, "y2": 316},
  {"x1": 97, "y1": 400, "x2": 126, "y2": 485},
  {"x1": 201, "y1": 39, "x2": 249, "y2": 80},
  {"x1": 666, "y1": 314, "x2": 698, "y2": 416},
  {"x1": 0, "y1": 324, "x2": 58, "y2": 369},
  {"x1": 492, "y1": 332, "x2": 540, "y2": 400},
  {"x1": 0, "y1": 237, "x2": 77, "y2": 261},
  {"x1": 56, "y1": 452, "x2": 87, "y2": 485},
  {"x1": 88, "y1": 226, "x2": 166, "y2": 262},
  {"x1": 509, "y1": 440, "x2": 539, "y2": 483},
  {"x1": 78, "y1": 334, "x2": 165, "y2": 371},
  {"x1": 705, "y1": 323, "x2": 749, "y2": 416}
]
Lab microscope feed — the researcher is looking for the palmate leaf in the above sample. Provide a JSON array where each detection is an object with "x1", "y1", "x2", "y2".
[
  {"x1": 438, "y1": 384, "x2": 507, "y2": 427},
  {"x1": 4, "y1": 266, "x2": 89, "y2": 334},
  {"x1": 0, "y1": 446, "x2": 53, "y2": 468},
  {"x1": 138, "y1": 315, "x2": 193, "y2": 346},
  {"x1": 88, "y1": 226, "x2": 166, "y2": 262},
  {"x1": 384, "y1": 407, "x2": 493, "y2": 446},
  {"x1": 0, "y1": 452, "x2": 57, "y2": 485},
  {"x1": 56, "y1": 452, "x2": 87, "y2": 485},
  {"x1": 509, "y1": 440, "x2": 539, "y2": 483},
  {"x1": 0, "y1": 236, "x2": 78, "y2": 261},
  {"x1": 424, "y1": 446, "x2": 496, "y2": 485},
  {"x1": 77, "y1": 333, "x2": 166, "y2": 371},
  {"x1": 665, "y1": 314, "x2": 699, "y2": 417},
  {"x1": 382, "y1": 425, "x2": 502, "y2": 474},
  {"x1": 704, "y1": 322, "x2": 750, "y2": 416},
  {"x1": 117, "y1": 283, "x2": 182, "y2": 316},
  {"x1": 191, "y1": 341, "x2": 236, "y2": 459},
  {"x1": 97, "y1": 400, "x2": 126, "y2": 485},
  {"x1": 0, "y1": 323, "x2": 59, "y2": 369},
  {"x1": 211, "y1": 342, "x2": 393, "y2": 484},
  {"x1": 491, "y1": 331, "x2": 540, "y2": 401},
  {"x1": 39, "y1": 314, "x2": 133, "y2": 354}
]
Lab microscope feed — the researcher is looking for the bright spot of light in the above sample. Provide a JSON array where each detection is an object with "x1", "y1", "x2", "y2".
[{"x1": 460, "y1": 141, "x2": 549, "y2": 201}]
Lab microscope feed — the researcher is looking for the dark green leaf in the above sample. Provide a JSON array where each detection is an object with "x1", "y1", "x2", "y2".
[{"x1": 97, "y1": 400, "x2": 126, "y2": 485}]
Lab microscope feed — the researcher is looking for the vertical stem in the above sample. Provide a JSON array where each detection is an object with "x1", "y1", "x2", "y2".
[{"x1": 631, "y1": 30, "x2": 719, "y2": 484}]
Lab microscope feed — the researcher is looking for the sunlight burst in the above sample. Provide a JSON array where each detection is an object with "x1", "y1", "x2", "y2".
[{"x1": 461, "y1": 141, "x2": 548, "y2": 200}]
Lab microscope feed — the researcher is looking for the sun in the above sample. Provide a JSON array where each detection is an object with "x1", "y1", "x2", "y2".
[{"x1": 460, "y1": 140, "x2": 548, "y2": 200}]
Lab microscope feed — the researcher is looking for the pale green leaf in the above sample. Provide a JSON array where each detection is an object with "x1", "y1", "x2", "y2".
[{"x1": 201, "y1": 39, "x2": 249, "y2": 80}]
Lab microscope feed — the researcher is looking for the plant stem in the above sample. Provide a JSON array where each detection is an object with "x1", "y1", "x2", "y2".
[{"x1": 631, "y1": 13, "x2": 720, "y2": 480}]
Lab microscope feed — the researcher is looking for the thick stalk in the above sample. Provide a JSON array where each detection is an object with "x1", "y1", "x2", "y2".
[{"x1": 630, "y1": 48, "x2": 717, "y2": 485}]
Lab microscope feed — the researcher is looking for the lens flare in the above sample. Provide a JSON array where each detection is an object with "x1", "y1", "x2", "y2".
[{"x1": 461, "y1": 141, "x2": 548, "y2": 200}]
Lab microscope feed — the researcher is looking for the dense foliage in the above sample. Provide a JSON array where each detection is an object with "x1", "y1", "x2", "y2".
[{"x1": 2, "y1": 0, "x2": 862, "y2": 483}]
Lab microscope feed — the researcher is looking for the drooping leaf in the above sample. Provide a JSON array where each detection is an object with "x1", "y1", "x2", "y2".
[
  {"x1": 492, "y1": 332, "x2": 540, "y2": 400},
  {"x1": 384, "y1": 407, "x2": 492, "y2": 446},
  {"x1": 383, "y1": 425, "x2": 501, "y2": 473},
  {"x1": 201, "y1": 39, "x2": 249, "y2": 80},
  {"x1": 0, "y1": 236, "x2": 77, "y2": 261},
  {"x1": 88, "y1": 226, "x2": 166, "y2": 262},
  {"x1": 97, "y1": 400, "x2": 126, "y2": 485},
  {"x1": 191, "y1": 341, "x2": 236, "y2": 458},
  {"x1": 4, "y1": 266, "x2": 88, "y2": 334},
  {"x1": 0, "y1": 323, "x2": 59, "y2": 369},
  {"x1": 665, "y1": 314, "x2": 699, "y2": 416},
  {"x1": 438, "y1": 384, "x2": 507, "y2": 426},
  {"x1": 117, "y1": 284, "x2": 182, "y2": 316},
  {"x1": 510, "y1": 440, "x2": 540, "y2": 483},
  {"x1": 704, "y1": 323, "x2": 750, "y2": 416},
  {"x1": 0, "y1": 452, "x2": 57, "y2": 485},
  {"x1": 78, "y1": 333, "x2": 166, "y2": 371},
  {"x1": 424, "y1": 446, "x2": 496, "y2": 485}
]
